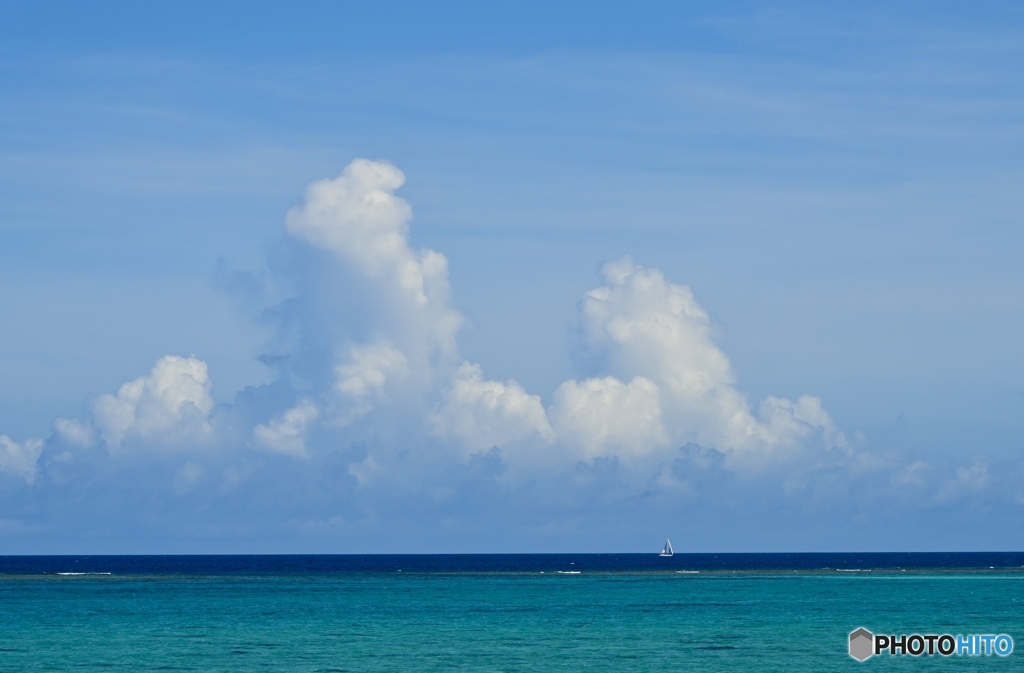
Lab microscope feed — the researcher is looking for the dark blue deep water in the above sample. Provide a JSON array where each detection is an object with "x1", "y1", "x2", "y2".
[{"x1": 3, "y1": 551, "x2": 1024, "y2": 575}]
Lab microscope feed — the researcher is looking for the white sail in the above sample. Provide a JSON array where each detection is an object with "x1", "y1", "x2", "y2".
[{"x1": 660, "y1": 538, "x2": 673, "y2": 556}]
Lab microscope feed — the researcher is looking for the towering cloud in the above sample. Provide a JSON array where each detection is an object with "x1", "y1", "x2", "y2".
[
  {"x1": 265, "y1": 160, "x2": 845, "y2": 473},
  {"x1": 285, "y1": 159, "x2": 463, "y2": 369},
  {"x1": 546, "y1": 258, "x2": 845, "y2": 467},
  {"x1": 264, "y1": 159, "x2": 468, "y2": 455},
  {"x1": 426, "y1": 254, "x2": 845, "y2": 472}
]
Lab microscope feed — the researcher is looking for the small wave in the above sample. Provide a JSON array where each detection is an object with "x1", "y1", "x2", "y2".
[
  {"x1": 557, "y1": 571, "x2": 581, "y2": 574},
  {"x1": 676, "y1": 570, "x2": 699, "y2": 574},
  {"x1": 56, "y1": 572, "x2": 112, "y2": 576},
  {"x1": 836, "y1": 569, "x2": 871, "y2": 573}
]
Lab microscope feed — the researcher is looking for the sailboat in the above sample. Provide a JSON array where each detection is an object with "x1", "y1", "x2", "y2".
[{"x1": 659, "y1": 538, "x2": 674, "y2": 557}]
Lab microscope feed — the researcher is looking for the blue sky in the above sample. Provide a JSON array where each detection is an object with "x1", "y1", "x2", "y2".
[{"x1": 1, "y1": 1, "x2": 1022, "y2": 553}]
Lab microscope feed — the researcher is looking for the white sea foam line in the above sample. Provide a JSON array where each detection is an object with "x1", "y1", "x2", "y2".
[{"x1": 56, "y1": 572, "x2": 112, "y2": 576}]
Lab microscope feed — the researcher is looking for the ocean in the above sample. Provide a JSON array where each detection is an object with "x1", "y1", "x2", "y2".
[{"x1": 2, "y1": 554, "x2": 1022, "y2": 671}]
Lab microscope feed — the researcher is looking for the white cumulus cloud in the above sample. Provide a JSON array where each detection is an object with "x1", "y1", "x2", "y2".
[
  {"x1": 333, "y1": 342, "x2": 411, "y2": 423},
  {"x1": 550, "y1": 376, "x2": 666, "y2": 462},
  {"x1": 0, "y1": 435, "x2": 43, "y2": 483},
  {"x1": 52, "y1": 417, "x2": 98, "y2": 448},
  {"x1": 431, "y1": 362, "x2": 553, "y2": 459},
  {"x1": 253, "y1": 399, "x2": 319, "y2": 458},
  {"x1": 92, "y1": 355, "x2": 214, "y2": 451}
]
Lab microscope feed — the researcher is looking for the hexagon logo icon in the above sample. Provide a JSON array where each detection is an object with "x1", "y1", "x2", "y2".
[{"x1": 849, "y1": 628, "x2": 874, "y2": 661}]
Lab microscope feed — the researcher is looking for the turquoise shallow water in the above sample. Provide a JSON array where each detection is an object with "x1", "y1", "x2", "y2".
[{"x1": 2, "y1": 569, "x2": 1022, "y2": 672}]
